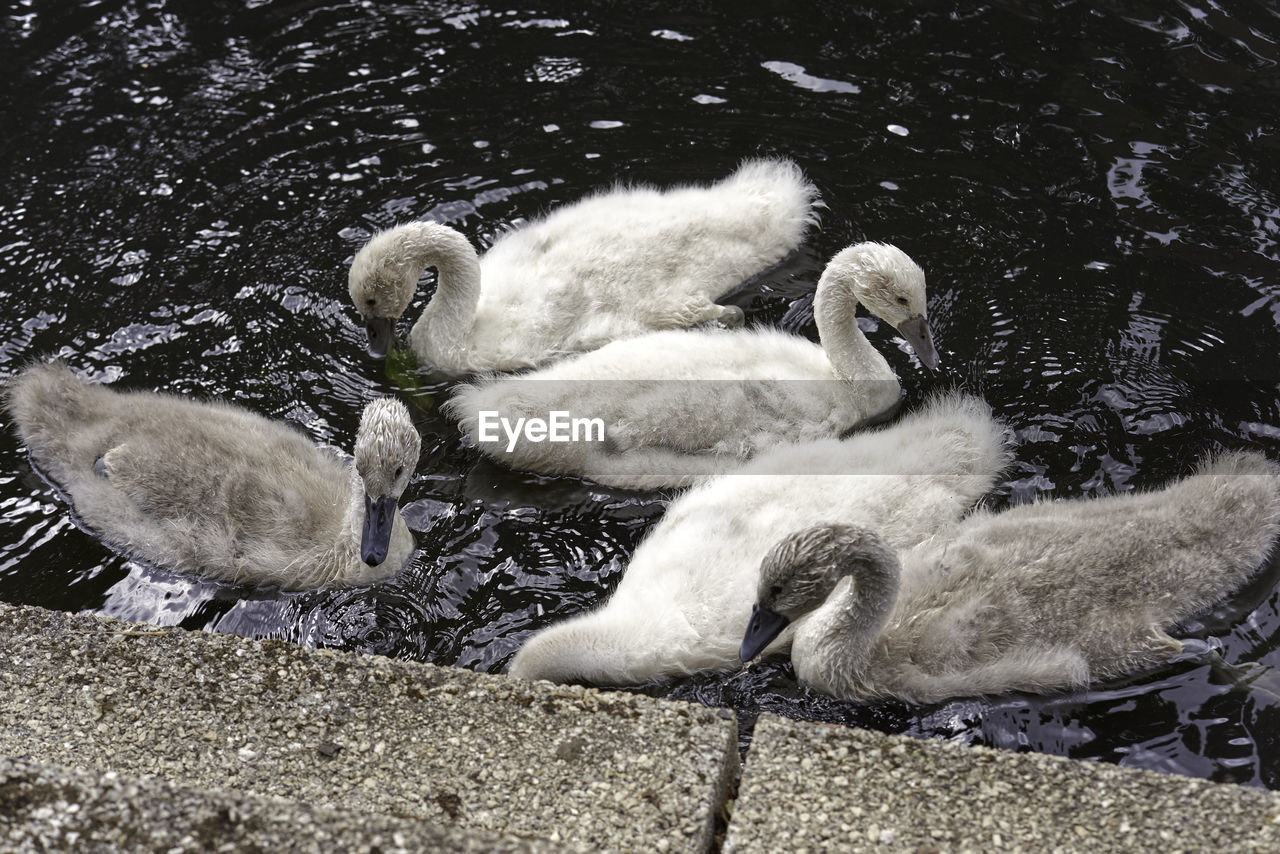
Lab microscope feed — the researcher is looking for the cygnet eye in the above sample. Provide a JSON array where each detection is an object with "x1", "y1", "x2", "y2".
[
  {"x1": 366, "y1": 298, "x2": 376, "y2": 306},
  {"x1": 394, "y1": 465, "x2": 405, "y2": 480},
  {"x1": 896, "y1": 296, "x2": 909, "y2": 306},
  {"x1": 770, "y1": 585, "x2": 782, "y2": 598}
]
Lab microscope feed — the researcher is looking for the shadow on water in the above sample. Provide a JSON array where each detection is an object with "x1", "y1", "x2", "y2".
[{"x1": 2, "y1": 0, "x2": 1280, "y2": 787}]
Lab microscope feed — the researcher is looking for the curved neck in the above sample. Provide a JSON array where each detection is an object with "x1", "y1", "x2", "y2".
[
  {"x1": 283, "y1": 470, "x2": 365, "y2": 589},
  {"x1": 337, "y1": 468, "x2": 366, "y2": 559},
  {"x1": 293, "y1": 471, "x2": 409, "y2": 588},
  {"x1": 813, "y1": 267, "x2": 894, "y2": 384},
  {"x1": 791, "y1": 556, "x2": 900, "y2": 691},
  {"x1": 395, "y1": 221, "x2": 483, "y2": 345}
]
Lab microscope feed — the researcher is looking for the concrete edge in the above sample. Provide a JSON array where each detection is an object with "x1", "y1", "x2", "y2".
[
  {"x1": 0, "y1": 753, "x2": 562, "y2": 853},
  {"x1": 724, "y1": 712, "x2": 1280, "y2": 853}
]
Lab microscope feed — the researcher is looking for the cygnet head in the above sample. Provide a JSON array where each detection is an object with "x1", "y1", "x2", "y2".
[
  {"x1": 740, "y1": 524, "x2": 899, "y2": 661},
  {"x1": 353, "y1": 397, "x2": 421, "y2": 566},
  {"x1": 832, "y1": 242, "x2": 938, "y2": 370},
  {"x1": 348, "y1": 227, "x2": 421, "y2": 359}
]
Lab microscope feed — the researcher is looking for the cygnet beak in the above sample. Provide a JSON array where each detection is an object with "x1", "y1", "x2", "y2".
[
  {"x1": 739, "y1": 603, "x2": 792, "y2": 662},
  {"x1": 363, "y1": 316, "x2": 396, "y2": 360},
  {"x1": 895, "y1": 315, "x2": 939, "y2": 371},
  {"x1": 361, "y1": 494, "x2": 397, "y2": 566}
]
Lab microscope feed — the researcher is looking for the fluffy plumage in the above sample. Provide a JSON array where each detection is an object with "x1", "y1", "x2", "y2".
[
  {"x1": 742, "y1": 451, "x2": 1280, "y2": 703},
  {"x1": 348, "y1": 158, "x2": 819, "y2": 372},
  {"x1": 6, "y1": 362, "x2": 421, "y2": 589},
  {"x1": 446, "y1": 242, "x2": 937, "y2": 489},
  {"x1": 505, "y1": 393, "x2": 1010, "y2": 685}
]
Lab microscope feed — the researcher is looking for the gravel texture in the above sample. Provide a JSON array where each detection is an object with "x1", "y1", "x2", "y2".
[
  {"x1": 0, "y1": 602, "x2": 736, "y2": 853},
  {"x1": 0, "y1": 754, "x2": 557, "y2": 853},
  {"x1": 725, "y1": 713, "x2": 1280, "y2": 854},
  {"x1": 6, "y1": 599, "x2": 1279, "y2": 854}
]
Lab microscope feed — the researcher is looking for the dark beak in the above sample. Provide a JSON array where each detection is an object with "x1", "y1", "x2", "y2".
[
  {"x1": 894, "y1": 315, "x2": 939, "y2": 371},
  {"x1": 361, "y1": 494, "x2": 397, "y2": 566},
  {"x1": 363, "y1": 316, "x2": 396, "y2": 360},
  {"x1": 739, "y1": 604, "x2": 792, "y2": 662}
]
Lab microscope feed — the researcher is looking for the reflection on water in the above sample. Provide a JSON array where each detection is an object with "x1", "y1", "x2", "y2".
[
  {"x1": 2, "y1": 0, "x2": 1280, "y2": 788},
  {"x1": 100, "y1": 563, "x2": 230, "y2": 628}
]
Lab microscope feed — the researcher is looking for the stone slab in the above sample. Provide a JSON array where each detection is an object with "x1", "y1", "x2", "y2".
[
  {"x1": 0, "y1": 754, "x2": 554, "y2": 853},
  {"x1": 725, "y1": 713, "x2": 1280, "y2": 853},
  {"x1": 0, "y1": 602, "x2": 736, "y2": 853}
]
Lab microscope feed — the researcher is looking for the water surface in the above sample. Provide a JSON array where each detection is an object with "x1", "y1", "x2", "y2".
[{"x1": 3, "y1": 0, "x2": 1280, "y2": 786}]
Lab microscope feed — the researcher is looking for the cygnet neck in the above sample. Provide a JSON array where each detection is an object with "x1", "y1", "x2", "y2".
[
  {"x1": 395, "y1": 221, "x2": 483, "y2": 348},
  {"x1": 812, "y1": 261, "x2": 895, "y2": 384},
  {"x1": 792, "y1": 544, "x2": 901, "y2": 682}
]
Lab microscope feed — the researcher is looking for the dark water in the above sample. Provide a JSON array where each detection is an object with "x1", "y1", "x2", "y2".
[{"x1": 4, "y1": 0, "x2": 1280, "y2": 787}]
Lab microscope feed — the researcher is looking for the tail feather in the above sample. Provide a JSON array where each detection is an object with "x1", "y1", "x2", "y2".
[
  {"x1": 870, "y1": 390, "x2": 1014, "y2": 481},
  {"x1": 7, "y1": 360, "x2": 89, "y2": 424},
  {"x1": 1166, "y1": 450, "x2": 1280, "y2": 615},
  {"x1": 728, "y1": 156, "x2": 823, "y2": 232},
  {"x1": 5, "y1": 361, "x2": 110, "y2": 476}
]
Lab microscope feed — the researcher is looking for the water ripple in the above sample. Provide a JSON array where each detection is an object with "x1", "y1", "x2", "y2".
[{"x1": 2, "y1": 0, "x2": 1280, "y2": 787}]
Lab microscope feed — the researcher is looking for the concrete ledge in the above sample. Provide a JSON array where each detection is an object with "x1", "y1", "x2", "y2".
[
  {"x1": 9, "y1": 600, "x2": 1280, "y2": 854},
  {"x1": 0, "y1": 755, "x2": 554, "y2": 853},
  {"x1": 726, "y1": 713, "x2": 1280, "y2": 853},
  {"x1": 0, "y1": 602, "x2": 736, "y2": 852}
]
